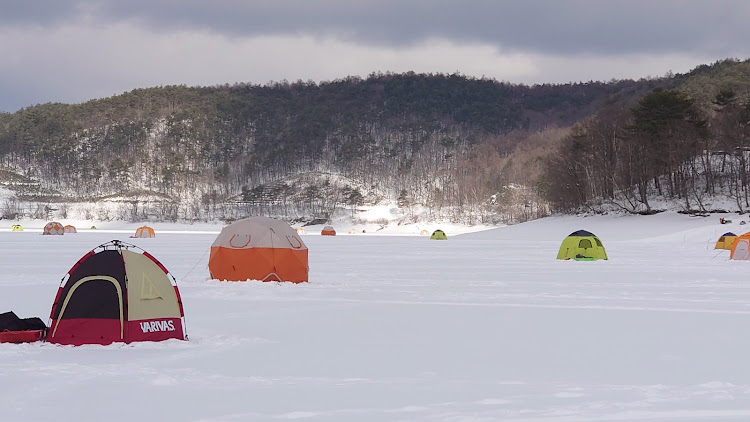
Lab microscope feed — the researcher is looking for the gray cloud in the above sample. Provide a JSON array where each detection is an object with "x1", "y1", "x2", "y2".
[
  {"x1": 0, "y1": 1, "x2": 748, "y2": 112},
  {"x1": 4, "y1": 0, "x2": 750, "y2": 56},
  {"x1": 0, "y1": 2, "x2": 80, "y2": 26}
]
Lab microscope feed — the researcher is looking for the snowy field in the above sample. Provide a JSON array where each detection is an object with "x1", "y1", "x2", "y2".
[{"x1": 2, "y1": 212, "x2": 750, "y2": 421}]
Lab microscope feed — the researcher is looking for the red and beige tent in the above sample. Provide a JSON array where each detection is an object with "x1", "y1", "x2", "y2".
[
  {"x1": 209, "y1": 216, "x2": 308, "y2": 283},
  {"x1": 321, "y1": 226, "x2": 336, "y2": 236},
  {"x1": 63, "y1": 225, "x2": 77, "y2": 234},
  {"x1": 132, "y1": 225, "x2": 155, "y2": 238},
  {"x1": 47, "y1": 240, "x2": 186, "y2": 345},
  {"x1": 43, "y1": 222, "x2": 64, "y2": 235}
]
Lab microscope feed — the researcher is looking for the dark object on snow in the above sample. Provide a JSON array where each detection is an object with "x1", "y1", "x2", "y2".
[
  {"x1": 0, "y1": 311, "x2": 22, "y2": 331},
  {"x1": 0, "y1": 311, "x2": 47, "y2": 343},
  {"x1": 20, "y1": 317, "x2": 47, "y2": 331},
  {"x1": 720, "y1": 217, "x2": 733, "y2": 224},
  {"x1": 0, "y1": 311, "x2": 47, "y2": 331}
]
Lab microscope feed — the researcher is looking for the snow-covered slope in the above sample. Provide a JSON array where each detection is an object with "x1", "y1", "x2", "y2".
[
  {"x1": 2, "y1": 211, "x2": 750, "y2": 421},
  {"x1": 461, "y1": 210, "x2": 743, "y2": 242}
]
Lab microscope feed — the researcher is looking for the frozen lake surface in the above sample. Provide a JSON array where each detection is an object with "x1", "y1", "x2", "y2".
[{"x1": 2, "y1": 212, "x2": 750, "y2": 421}]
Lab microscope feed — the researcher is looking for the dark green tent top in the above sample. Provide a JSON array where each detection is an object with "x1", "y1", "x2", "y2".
[{"x1": 569, "y1": 229, "x2": 596, "y2": 237}]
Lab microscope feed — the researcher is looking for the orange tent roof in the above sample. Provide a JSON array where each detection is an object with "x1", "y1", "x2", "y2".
[
  {"x1": 131, "y1": 226, "x2": 155, "y2": 238},
  {"x1": 43, "y1": 222, "x2": 64, "y2": 235},
  {"x1": 730, "y1": 232, "x2": 750, "y2": 260}
]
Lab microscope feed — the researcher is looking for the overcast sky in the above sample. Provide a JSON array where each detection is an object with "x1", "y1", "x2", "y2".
[{"x1": 1, "y1": 0, "x2": 749, "y2": 113}]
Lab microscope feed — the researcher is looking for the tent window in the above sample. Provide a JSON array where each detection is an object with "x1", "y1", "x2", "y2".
[
  {"x1": 594, "y1": 238, "x2": 602, "y2": 247},
  {"x1": 578, "y1": 239, "x2": 593, "y2": 249}
]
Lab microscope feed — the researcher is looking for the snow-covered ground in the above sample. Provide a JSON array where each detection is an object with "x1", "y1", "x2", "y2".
[{"x1": 2, "y1": 211, "x2": 750, "y2": 421}]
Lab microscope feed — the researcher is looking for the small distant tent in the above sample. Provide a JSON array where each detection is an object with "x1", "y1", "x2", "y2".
[
  {"x1": 348, "y1": 228, "x2": 356, "y2": 234},
  {"x1": 11, "y1": 224, "x2": 23, "y2": 232},
  {"x1": 420, "y1": 229, "x2": 429, "y2": 235},
  {"x1": 47, "y1": 240, "x2": 186, "y2": 345},
  {"x1": 557, "y1": 230, "x2": 608, "y2": 260},
  {"x1": 63, "y1": 225, "x2": 77, "y2": 234},
  {"x1": 132, "y1": 226, "x2": 155, "y2": 238},
  {"x1": 730, "y1": 232, "x2": 750, "y2": 260},
  {"x1": 715, "y1": 232, "x2": 738, "y2": 250},
  {"x1": 209, "y1": 216, "x2": 308, "y2": 283},
  {"x1": 43, "y1": 222, "x2": 64, "y2": 235},
  {"x1": 321, "y1": 226, "x2": 336, "y2": 236},
  {"x1": 296, "y1": 227, "x2": 306, "y2": 235},
  {"x1": 430, "y1": 229, "x2": 447, "y2": 240},
  {"x1": 90, "y1": 226, "x2": 97, "y2": 230}
]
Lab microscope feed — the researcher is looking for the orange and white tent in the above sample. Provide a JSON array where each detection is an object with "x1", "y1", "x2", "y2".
[
  {"x1": 132, "y1": 226, "x2": 155, "y2": 238},
  {"x1": 730, "y1": 232, "x2": 750, "y2": 260},
  {"x1": 209, "y1": 216, "x2": 308, "y2": 283},
  {"x1": 321, "y1": 226, "x2": 336, "y2": 236},
  {"x1": 296, "y1": 227, "x2": 307, "y2": 235},
  {"x1": 420, "y1": 229, "x2": 429, "y2": 235},
  {"x1": 63, "y1": 225, "x2": 77, "y2": 234},
  {"x1": 43, "y1": 222, "x2": 64, "y2": 235},
  {"x1": 348, "y1": 228, "x2": 356, "y2": 234}
]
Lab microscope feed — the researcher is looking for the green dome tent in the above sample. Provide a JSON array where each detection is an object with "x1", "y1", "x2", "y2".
[
  {"x1": 430, "y1": 229, "x2": 447, "y2": 240},
  {"x1": 556, "y1": 230, "x2": 608, "y2": 260}
]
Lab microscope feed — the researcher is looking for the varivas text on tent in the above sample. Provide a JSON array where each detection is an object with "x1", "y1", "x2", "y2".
[{"x1": 140, "y1": 320, "x2": 176, "y2": 333}]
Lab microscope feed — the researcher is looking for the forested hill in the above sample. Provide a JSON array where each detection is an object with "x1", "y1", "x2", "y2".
[
  {"x1": 0, "y1": 60, "x2": 746, "y2": 224},
  {"x1": 544, "y1": 59, "x2": 750, "y2": 215}
]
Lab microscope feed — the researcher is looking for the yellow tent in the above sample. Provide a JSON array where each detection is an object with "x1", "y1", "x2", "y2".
[
  {"x1": 11, "y1": 224, "x2": 23, "y2": 232},
  {"x1": 556, "y1": 230, "x2": 608, "y2": 260},
  {"x1": 715, "y1": 232, "x2": 737, "y2": 250}
]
